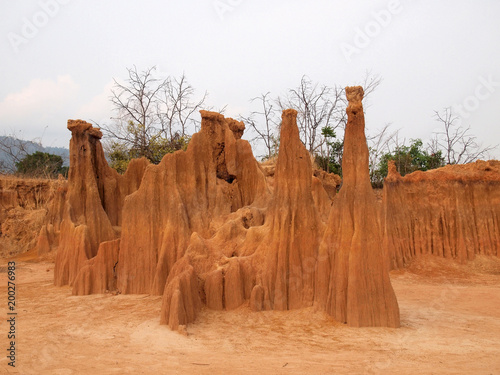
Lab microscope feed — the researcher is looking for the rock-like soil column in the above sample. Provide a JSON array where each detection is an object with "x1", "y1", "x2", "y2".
[
  {"x1": 52, "y1": 93, "x2": 403, "y2": 330},
  {"x1": 54, "y1": 120, "x2": 148, "y2": 287},
  {"x1": 259, "y1": 109, "x2": 323, "y2": 311},
  {"x1": 315, "y1": 86, "x2": 400, "y2": 327}
]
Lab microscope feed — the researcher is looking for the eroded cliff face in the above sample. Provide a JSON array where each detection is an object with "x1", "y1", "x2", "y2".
[
  {"x1": 383, "y1": 160, "x2": 500, "y2": 269},
  {"x1": 22, "y1": 83, "x2": 500, "y2": 333},
  {"x1": 52, "y1": 84, "x2": 500, "y2": 332},
  {"x1": 160, "y1": 108, "x2": 328, "y2": 329},
  {"x1": 160, "y1": 97, "x2": 400, "y2": 329},
  {"x1": 47, "y1": 92, "x2": 402, "y2": 330},
  {"x1": 0, "y1": 177, "x2": 59, "y2": 210},
  {"x1": 0, "y1": 176, "x2": 66, "y2": 258},
  {"x1": 116, "y1": 111, "x2": 269, "y2": 297}
]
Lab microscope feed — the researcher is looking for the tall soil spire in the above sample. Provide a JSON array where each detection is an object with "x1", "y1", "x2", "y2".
[{"x1": 315, "y1": 86, "x2": 400, "y2": 327}]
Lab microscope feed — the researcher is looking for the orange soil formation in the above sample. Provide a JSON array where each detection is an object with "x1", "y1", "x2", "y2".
[
  {"x1": 0, "y1": 176, "x2": 66, "y2": 258},
  {"x1": 38, "y1": 86, "x2": 500, "y2": 331},
  {"x1": 384, "y1": 159, "x2": 500, "y2": 269},
  {"x1": 315, "y1": 87, "x2": 399, "y2": 327},
  {"x1": 53, "y1": 120, "x2": 148, "y2": 287}
]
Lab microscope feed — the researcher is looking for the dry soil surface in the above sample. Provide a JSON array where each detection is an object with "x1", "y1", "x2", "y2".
[{"x1": 1, "y1": 255, "x2": 499, "y2": 375}]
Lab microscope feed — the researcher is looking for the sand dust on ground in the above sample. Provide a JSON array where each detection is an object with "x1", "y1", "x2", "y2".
[{"x1": 0, "y1": 255, "x2": 499, "y2": 375}]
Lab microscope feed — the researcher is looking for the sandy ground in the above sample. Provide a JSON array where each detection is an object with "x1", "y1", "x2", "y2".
[{"x1": 1, "y1": 255, "x2": 499, "y2": 375}]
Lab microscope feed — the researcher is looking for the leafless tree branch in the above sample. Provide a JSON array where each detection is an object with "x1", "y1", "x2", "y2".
[{"x1": 431, "y1": 107, "x2": 497, "y2": 164}]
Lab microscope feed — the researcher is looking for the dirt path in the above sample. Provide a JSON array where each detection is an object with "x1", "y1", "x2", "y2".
[{"x1": 1, "y1": 257, "x2": 499, "y2": 374}]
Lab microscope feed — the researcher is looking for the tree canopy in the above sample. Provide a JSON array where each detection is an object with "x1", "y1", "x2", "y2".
[
  {"x1": 371, "y1": 139, "x2": 445, "y2": 186},
  {"x1": 15, "y1": 151, "x2": 68, "y2": 178}
]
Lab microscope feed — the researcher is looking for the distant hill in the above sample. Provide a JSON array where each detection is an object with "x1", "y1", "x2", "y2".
[{"x1": 0, "y1": 136, "x2": 69, "y2": 173}]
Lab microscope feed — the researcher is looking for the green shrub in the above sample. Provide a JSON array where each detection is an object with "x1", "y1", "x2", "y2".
[{"x1": 15, "y1": 151, "x2": 67, "y2": 178}]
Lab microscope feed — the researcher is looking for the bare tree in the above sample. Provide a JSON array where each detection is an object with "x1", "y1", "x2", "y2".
[
  {"x1": 0, "y1": 132, "x2": 43, "y2": 173},
  {"x1": 104, "y1": 66, "x2": 167, "y2": 160},
  {"x1": 238, "y1": 74, "x2": 382, "y2": 168},
  {"x1": 275, "y1": 73, "x2": 381, "y2": 158},
  {"x1": 240, "y1": 92, "x2": 279, "y2": 159},
  {"x1": 366, "y1": 123, "x2": 399, "y2": 181},
  {"x1": 360, "y1": 71, "x2": 382, "y2": 103},
  {"x1": 431, "y1": 107, "x2": 496, "y2": 164},
  {"x1": 277, "y1": 76, "x2": 346, "y2": 154},
  {"x1": 102, "y1": 66, "x2": 208, "y2": 163},
  {"x1": 158, "y1": 73, "x2": 207, "y2": 138}
]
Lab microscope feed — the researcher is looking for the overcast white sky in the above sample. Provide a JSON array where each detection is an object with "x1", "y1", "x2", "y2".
[{"x1": 1, "y1": 0, "x2": 499, "y2": 159}]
